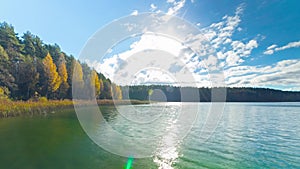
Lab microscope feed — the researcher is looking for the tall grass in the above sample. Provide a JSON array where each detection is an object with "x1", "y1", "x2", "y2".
[
  {"x1": 0, "y1": 99, "x2": 150, "y2": 118},
  {"x1": 0, "y1": 99, "x2": 74, "y2": 118}
]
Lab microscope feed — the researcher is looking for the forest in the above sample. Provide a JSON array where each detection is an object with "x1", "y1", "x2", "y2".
[
  {"x1": 0, "y1": 22, "x2": 122, "y2": 101},
  {"x1": 125, "y1": 85, "x2": 300, "y2": 102},
  {"x1": 1, "y1": 21, "x2": 300, "y2": 103}
]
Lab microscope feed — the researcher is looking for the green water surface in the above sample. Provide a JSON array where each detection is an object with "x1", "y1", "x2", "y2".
[{"x1": 0, "y1": 103, "x2": 299, "y2": 169}]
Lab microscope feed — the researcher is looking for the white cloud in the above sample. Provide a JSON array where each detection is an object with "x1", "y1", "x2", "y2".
[
  {"x1": 225, "y1": 51, "x2": 243, "y2": 66},
  {"x1": 167, "y1": 0, "x2": 186, "y2": 16},
  {"x1": 205, "y1": 55, "x2": 218, "y2": 67},
  {"x1": 167, "y1": 0, "x2": 175, "y2": 3},
  {"x1": 155, "y1": 10, "x2": 163, "y2": 14},
  {"x1": 204, "y1": 5, "x2": 243, "y2": 50},
  {"x1": 86, "y1": 4, "x2": 299, "y2": 91},
  {"x1": 264, "y1": 41, "x2": 300, "y2": 55},
  {"x1": 275, "y1": 41, "x2": 300, "y2": 51},
  {"x1": 86, "y1": 55, "x2": 121, "y2": 78},
  {"x1": 131, "y1": 69, "x2": 176, "y2": 85},
  {"x1": 128, "y1": 34, "x2": 184, "y2": 56},
  {"x1": 224, "y1": 59, "x2": 300, "y2": 90},
  {"x1": 195, "y1": 5, "x2": 258, "y2": 68},
  {"x1": 216, "y1": 51, "x2": 226, "y2": 59},
  {"x1": 150, "y1": 4, "x2": 157, "y2": 11},
  {"x1": 89, "y1": 5, "x2": 257, "y2": 85},
  {"x1": 267, "y1": 44, "x2": 277, "y2": 50},
  {"x1": 213, "y1": 39, "x2": 258, "y2": 67},
  {"x1": 284, "y1": 86, "x2": 300, "y2": 91},
  {"x1": 263, "y1": 49, "x2": 274, "y2": 55},
  {"x1": 87, "y1": 34, "x2": 186, "y2": 81},
  {"x1": 224, "y1": 38, "x2": 232, "y2": 44},
  {"x1": 246, "y1": 40, "x2": 258, "y2": 49},
  {"x1": 130, "y1": 10, "x2": 138, "y2": 16}
]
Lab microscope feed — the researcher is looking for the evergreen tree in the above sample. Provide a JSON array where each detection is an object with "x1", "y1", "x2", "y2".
[
  {"x1": 100, "y1": 80, "x2": 112, "y2": 99},
  {"x1": 33, "y1": 36, "x2": 47, "y2": 59},
  {"x1": 0, "y1": 45, "x2": 16, "y2": 93},
  {"x1": 65, "y1": 55, "x2": 75, "y2": 98},
  {"x1": 16, "y1": 57, "x2": 39, "y2": 100},
  {"x1": 45, "y1": 44, "x2": 61, "y2": 63},
  {"x1": 0, "y1": 22, "x2": 23, "y2": 53},
  {"x1": 99, "y1": 78, "x2": 104, "y2": 93},
  {"x1": 22, "y1": 31, "x2": 36, "y2": 57}
]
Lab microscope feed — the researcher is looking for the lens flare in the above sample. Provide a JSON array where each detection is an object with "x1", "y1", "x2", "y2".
[{"x1": 125, "y1": 157, "x2": 134, "y2": 169}]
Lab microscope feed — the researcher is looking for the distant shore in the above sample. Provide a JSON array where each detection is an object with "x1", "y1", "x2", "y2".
[{"x1": 96, "y1": 99, "x2": 150, "y2": 105}]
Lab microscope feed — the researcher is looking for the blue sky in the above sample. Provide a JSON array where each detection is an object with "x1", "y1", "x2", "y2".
[{"x1": 1, "y1": 0, "x2": 300, "y2": 91}]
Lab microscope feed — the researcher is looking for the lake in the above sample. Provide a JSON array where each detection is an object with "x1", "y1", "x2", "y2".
[{"x1": 0, "y1": 102, "x2": 299, "y2": 169}]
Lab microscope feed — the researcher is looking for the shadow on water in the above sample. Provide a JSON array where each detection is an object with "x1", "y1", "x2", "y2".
[{"x1": 0, "y1": 108, "x2": 156, "y2": 169}]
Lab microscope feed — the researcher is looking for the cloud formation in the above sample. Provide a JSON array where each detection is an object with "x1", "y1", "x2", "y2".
[
  {"x1": 150, "y1": 4, "x2": 157, "y2": 11},
  {"x1": 195, "y1": 4, "x2": 259, "y2": 67},
  {"x1": 130, "y1": 10, "x2": 138, "y2": 16},
  {"x1": 86, "y1": 4, "x2": 300, "y2": 91},
  {"x1": 225, "y1": 59, "x2": 300, "y2": 90},
  {"x1": 167, "y1": 0, "x2": 186, "y2": 16},
  {"x1": 264, "y1": 41, "x2": 300, "y2": 55}
]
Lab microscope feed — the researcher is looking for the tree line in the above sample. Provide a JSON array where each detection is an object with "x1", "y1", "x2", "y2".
[
  {"x1": 0, "y1": 22, "x2": 122, "y2": 101},
  {"x1": 125, "y1": 85, "x2": 300, "y2": 102}
]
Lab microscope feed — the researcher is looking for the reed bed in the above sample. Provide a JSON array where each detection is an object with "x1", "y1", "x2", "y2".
[
  {"x1": 0, "y1": 99, "x2": 150, "y2": 118},
  {"x1": 0, "y1": 99, "x2": 74, "y2": 118}
]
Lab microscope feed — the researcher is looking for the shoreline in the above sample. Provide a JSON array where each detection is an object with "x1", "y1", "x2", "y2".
[
  {"x1": 0, "y1": 99, "x2": 150, "y2": 118},
  {"x1": 1, "y1": 99, "x2": 299, "y2": 118}
]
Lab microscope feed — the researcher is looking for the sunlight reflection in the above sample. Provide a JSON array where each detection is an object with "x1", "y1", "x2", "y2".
[{"x1": 153, "y1": 108, "x2": 181, "y2": 169}]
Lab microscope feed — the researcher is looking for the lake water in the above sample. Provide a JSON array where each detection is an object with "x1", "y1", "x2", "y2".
[{"x1": 0, "y1": 102, "x2": 300, "y2": 169}]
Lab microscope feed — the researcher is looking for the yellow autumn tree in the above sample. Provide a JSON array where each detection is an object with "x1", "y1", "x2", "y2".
[
  {"x1": 73, "y1": 61, "x2": 84, "y2": 88},
  {"x1": 72, "y1": 60, "x2": 84, "y2": 99},
  {"x1": 90, "y1": 70, "x2": 101, "y2": 97},
  {"x1": 58, "y1": 54, "x2": 69, "y2": 98},
  {"x1": 112, "y1": 83, "x2": 122, "y2": 100},
  {"x1": 43, "y1": 53, "x2": 61, "y2": 94}
]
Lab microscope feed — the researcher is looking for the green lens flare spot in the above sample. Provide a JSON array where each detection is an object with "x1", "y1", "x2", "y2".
[{"x1": 125, "y1": 157, "x2": 134, "y2": 169}]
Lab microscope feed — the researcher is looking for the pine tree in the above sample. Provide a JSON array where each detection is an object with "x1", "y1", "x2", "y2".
[
  {"x1": 22, "y1": 31, "x2": 36, "y2": 57},
  {"x1": 0, "y1": 45, "x2": 16, "y2": 91},
  {"x1": 17, "y1": 57, "x2": 39, "y2": 100},
  {"x1": 0, "y1": 22, "x2": 23, "y2": 53}
]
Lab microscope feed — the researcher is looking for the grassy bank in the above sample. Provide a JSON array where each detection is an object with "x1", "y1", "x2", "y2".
[
  {"x1": 0, "y1": 99, "x2": 150, "y2": 118},
  {"x1": 0, "y1": 99, "x2": 74, "y2": 118}
]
